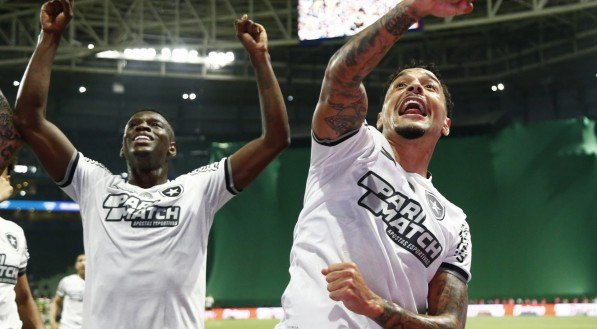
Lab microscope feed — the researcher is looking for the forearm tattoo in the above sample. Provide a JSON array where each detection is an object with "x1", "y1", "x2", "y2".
[
  {"x1": 374, "y1": 273, "x2": 468, "y2": 329},
  {"x1": 0, "y1": 91, "x2": 21, "y2": 168},
  {"x1": 323, "y1": 2, "x2": 419, "y2": 136}
]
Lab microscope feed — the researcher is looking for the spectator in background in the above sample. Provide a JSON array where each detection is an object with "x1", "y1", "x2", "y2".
[
  {"x1": 0, "y1": 89, "x2": 43, "y2": 328},
  {"x1": 50, "y1": 254, "x2": 85, "y2": 329}
]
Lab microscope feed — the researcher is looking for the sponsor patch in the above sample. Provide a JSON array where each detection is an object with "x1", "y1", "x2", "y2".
[{"x1": 358, "y1": 171, "x2": 443, "y2": 267}]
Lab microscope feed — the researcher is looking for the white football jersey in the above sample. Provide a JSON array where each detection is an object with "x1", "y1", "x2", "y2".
[
  {"x1": 0, "y1": 217, "x2": 29, "y2": 329},
  {"x1": 55, "y1": 274, "x2": 85, "y2": 329},
  {"x1": 277, "y1": 124, "x2": 472, "y2": 329},
  {"x1": 58, "y1": 153, "x2": 237, "y2": 329}
]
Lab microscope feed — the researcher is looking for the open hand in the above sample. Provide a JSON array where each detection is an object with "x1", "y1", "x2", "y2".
[
  {"x1": 234, "y1": 14, "x2": 268, "y2": 57},
  {"x1": 322, "y1": 262, "x2": 384, "y2": 319},
  {"x1": 410, "y1": 0, "x2": 474, "y2": 18},
  {"x1": 41, "y1": 0, "x2": 74, "y2": 34}
]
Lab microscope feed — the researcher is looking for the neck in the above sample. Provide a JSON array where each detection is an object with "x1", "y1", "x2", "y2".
[
  {"x1": 386, "y1": 133, "x2": 438, "y2": 178},
  {"x1": 127, "y1": 166, "x2": 169, "y2": 188},
  {"x1": 78, "y1": 272, "x2": 85, "y2": 280}
]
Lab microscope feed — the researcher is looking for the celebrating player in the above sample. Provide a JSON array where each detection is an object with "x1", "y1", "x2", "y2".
[
  {"x1": 13, "y1": 0, "x2": 290, "y2": 328},
  {"x1": 277, "y1": 1, "x2": 473, "y2": 328},
  {"x1": 0, "y1": 89, "x2": 40, "y2": 328}
]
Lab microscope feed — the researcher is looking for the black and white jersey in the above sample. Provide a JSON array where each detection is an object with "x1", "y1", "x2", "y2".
[
  {"x1": 0, "y1": 217, "x2": 28, "y2": 328},
  {"x1": 277, "y1": 124, "x2": 472, "y2": 329},
  {"x1": 59, "y1": 152, "x2": 237, "y2": 329}
]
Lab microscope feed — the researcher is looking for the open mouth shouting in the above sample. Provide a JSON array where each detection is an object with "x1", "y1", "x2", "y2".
[{"x1": 398, "y1": 97, "x2": 428, "y2": 117}]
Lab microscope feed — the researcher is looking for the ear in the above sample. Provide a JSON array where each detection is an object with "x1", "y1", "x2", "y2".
[
  {"x1": 376, "y1": 112, "x2": 383, "y2": 131},
  {"x1": 442, "y1": 117, "x2": 451, "y2": 136},
  {"x1": 168, "y1": 142, "x2": 177, "y2": 158},
  {"x1": 119, "y1": 145, "x2": 124, "y2": 158}
]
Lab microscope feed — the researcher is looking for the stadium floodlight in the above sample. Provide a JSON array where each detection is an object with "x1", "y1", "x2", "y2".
[
  {"x1": 189, "y1": 93, "x2": 197, "y2": 100},
  {"x1": 88, "y1": 44, "x2": 95, "y2": 50},
  {"x1": 79, "y1": 86, "x2": 87, "y2": 93},
  {"x1": 96, "y1": 47, "x2": 235, "y2": 68},
  {"x1": 182, "y1": 93, "x2": 189, "y2": 100},
  {"x1": 13, "y1": 81, "x2": 19, "y2": 87},
  {"x1": 497, "y1": 83, "x2": 505, "y2": 91},
  {"x1": 491, "y1": 85, "x2": 498, "y2": 92}
]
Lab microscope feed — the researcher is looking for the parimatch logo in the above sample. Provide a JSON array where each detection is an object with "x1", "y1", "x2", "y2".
[
  {"x1": 358, "y1": 171, "x2": 443, "y2": 267},
  {"x1": 103, "y1": 193, "x2": 180, "y2": 228},
  {"x1": 0, "y1": 254, "x2": 18, "y2": 285}
]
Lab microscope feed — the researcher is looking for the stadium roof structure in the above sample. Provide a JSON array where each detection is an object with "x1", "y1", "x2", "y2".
[{"x1": 0, "y1": 0, "x2": 595, "y2": 85}]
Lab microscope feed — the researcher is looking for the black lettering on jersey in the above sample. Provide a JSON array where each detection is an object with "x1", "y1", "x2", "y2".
[
  {"x1": 0, "y1": 254, "x2": 18, "y2": 285},
  {"x1": 103, "y1": 193, "x2": 180, "y2": 228},
  {"x1": 190, "y1": 162, "x2": 220, "y2": 175},
  {"x1": 455, "y1": 224, "x2": 471, "y2": 263},
  {"x1": 358, "y1": 171, "x2": 443, "y2": 267}
]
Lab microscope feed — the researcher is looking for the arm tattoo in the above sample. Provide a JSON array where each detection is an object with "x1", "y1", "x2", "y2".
[
  {"x1": 0, "y1": 91, "x2": 21, "y2": 168},
  {"x1": 323, "y1": 87, "x2": 367, "y2": 135},
  {"x1": 382, "y1": 4, "x2": 419, "y2": 37},
  {"x1": 373, "y1": 273, "x2": 468, "y2": 329}
]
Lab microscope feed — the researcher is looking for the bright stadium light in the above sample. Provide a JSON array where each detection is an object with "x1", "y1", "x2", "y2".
[
  {"x1": 497, "y1": 83, "x2": 505, "y2": 91},
  {"x1": 79, "y1": 86, "x2": 87, "y2": 93},
  {"x1": 88, "y1": 43, "x2": 95, "y2": 50},
  {"x1": 189, "y1": 93, "x2": 197, "y2": 100},
  {"x1": 182, "y1": 93, "x2": 189, "y2": 100},
  {"x1": 96, "y1": 47, "x2": 235, "y2": 68},
  {"x1": 491, "y1": 85, "x2": 497, "y2": 92},
  {"x1": 13, "y1": 81, "x2": 19, "y2": 87}
]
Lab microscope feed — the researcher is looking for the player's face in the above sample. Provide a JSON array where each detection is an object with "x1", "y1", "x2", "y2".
[
  {"x1": 120, "y1": 111, "x2": 176, "y2": 162},
  {"x1": 379, "y1": 68, "x2": 451, "y2": 140},
  {"x1": 75, "y1": 254, "x2": 86, "y2": 274}
]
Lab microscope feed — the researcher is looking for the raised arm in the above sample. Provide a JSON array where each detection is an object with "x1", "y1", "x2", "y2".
[
  {"x1": 0, "y1": 89, "x2": 22, "y2": 171},
  {"x1": 13, "y1": 0, "x2": 76, "y2": 182},
  {"x1": 228, "y1": 15, "x2": 290, "y2": 190},
  {"x1": 323, "y1": 262, "x2": 468, "y2": 329},
  {"x1": 313, "y1": 0, "x2": 474, "y2": 140}
]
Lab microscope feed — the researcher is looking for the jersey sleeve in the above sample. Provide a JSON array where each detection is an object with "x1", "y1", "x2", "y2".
[
  {"x1": 185, "y1": 157, "x2": 236, "y2": 217},
  {"x1": 310, "y1": 123, "x2": 377, "y2": 168},
  {"x1": 55, "y1": 277, "x2": 67, "y2": 297},
  {"x1": 439, "y1": 222, "x2": 472, "y2": 283},
  {"x1": 57, "y1": 152, "x2": 113, "y2": 203},
  {"x1": 17, "y1": 227, "x2": 29, "y2": 275}
]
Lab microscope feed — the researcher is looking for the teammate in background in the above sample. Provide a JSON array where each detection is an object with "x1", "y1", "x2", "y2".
[
  {"x1": 277, "y1": 1, "x2": 474, "y2": 328},
  {"x1": 13, "y1": 1, "x2": 289, "y2": 328},
  {"x1": 0, "y1": 149, "x2": 43, "y2": 328},
  {"x1": 50, "y1": 254, "x2": 85, "y2": 329}
]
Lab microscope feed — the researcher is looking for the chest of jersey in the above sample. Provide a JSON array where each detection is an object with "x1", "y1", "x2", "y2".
[{"x1": 349, "y1": 147, "x2": 451, "y2": 270}]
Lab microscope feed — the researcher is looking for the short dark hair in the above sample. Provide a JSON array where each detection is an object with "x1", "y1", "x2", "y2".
[{"x1": 382, "y1": 61, "x2": 454, "y2": 118}]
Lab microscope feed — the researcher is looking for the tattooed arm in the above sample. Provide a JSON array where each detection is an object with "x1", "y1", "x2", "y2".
[
  {"x1": 323, "y1": 263, "x2": 468, "y2": 329},
  {"x1": 312, "y1": 0, "x2": 474, "y2": 140},
  {"x1": 0, "y1": 90, "x2": 22, "y2": 171}
]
